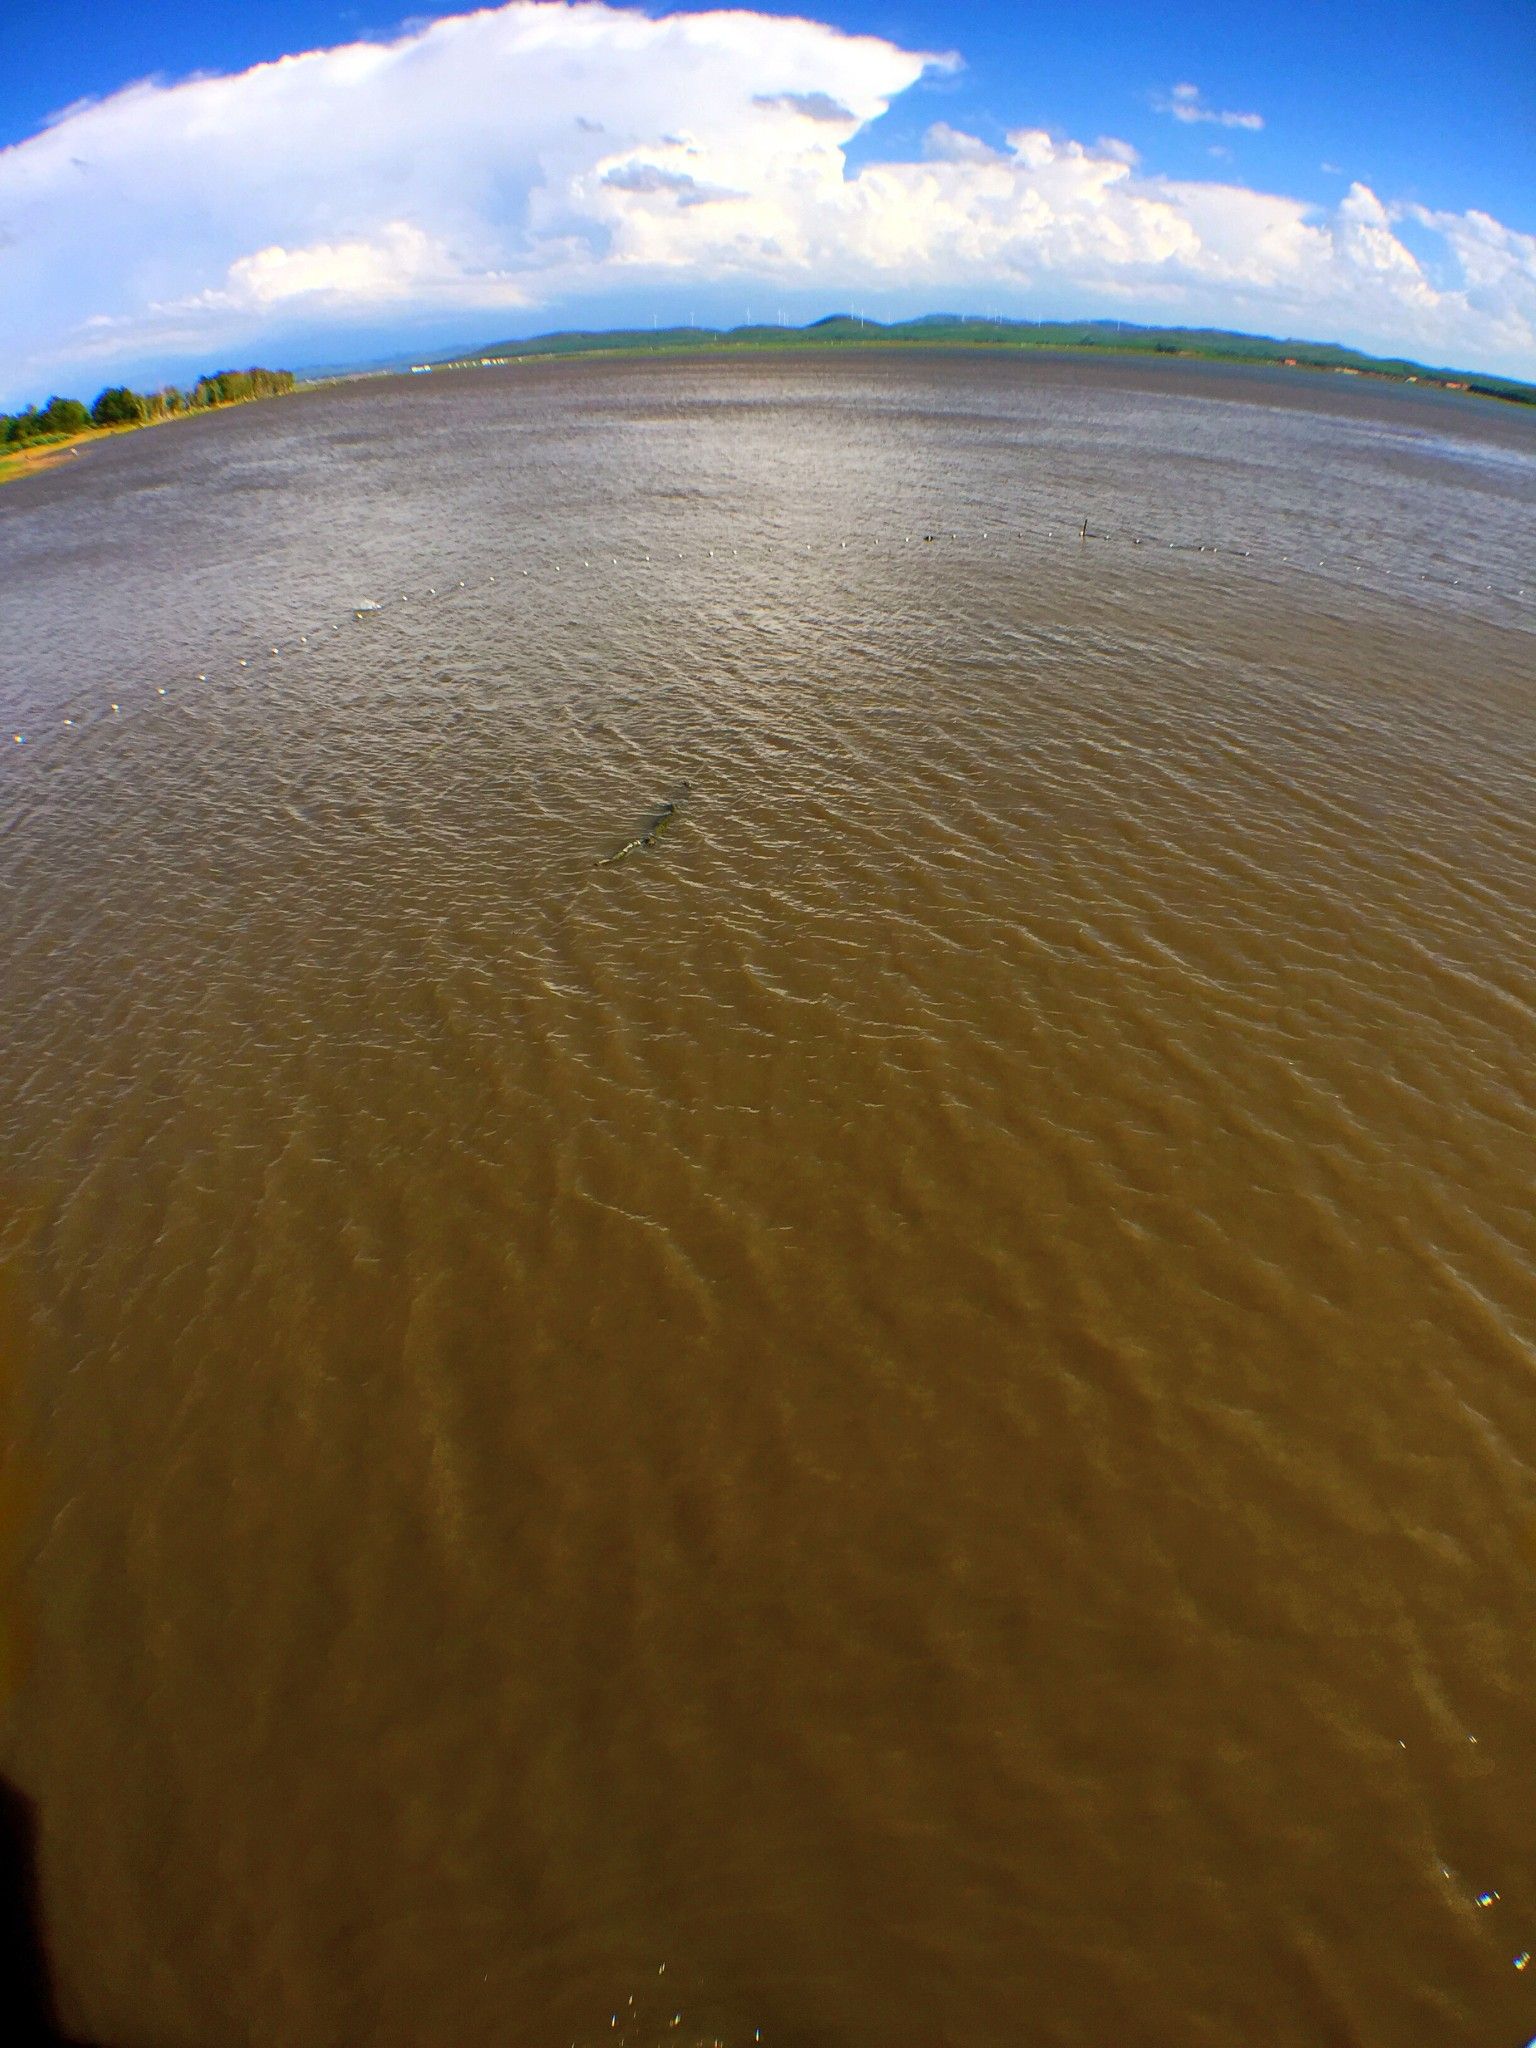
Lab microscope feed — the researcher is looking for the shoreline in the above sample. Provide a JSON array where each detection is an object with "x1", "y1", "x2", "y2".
[
  {"x1": 8, "y1": 332, "x2": 1527, "y2": 491},
  {"x1": 1, "y1": 381, "x2": 296, "y2": 491},
  {"x1": 0, "y1": 413, "x2": 177, "y2": 490},
  {"x1": 322, "y1": 321, "x2": 1536, "y2": 410}
]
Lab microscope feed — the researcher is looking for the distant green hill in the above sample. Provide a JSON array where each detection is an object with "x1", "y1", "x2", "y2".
[{"x1": 365, "y1": 315, "x2": 1535, "y2": 407}]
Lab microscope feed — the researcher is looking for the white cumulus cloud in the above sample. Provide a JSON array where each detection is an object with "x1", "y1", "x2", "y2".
[
  {"x1": 194, "y1": 223, "x2": 523, "y2": 313},
  {"x1": 0, "y1": 2, "x2": 1531, "y2": 401}
]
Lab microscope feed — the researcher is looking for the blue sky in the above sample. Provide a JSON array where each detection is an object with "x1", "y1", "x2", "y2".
[{"x1": 2, "y1": 1, "x2": 1533, "y2": 404}]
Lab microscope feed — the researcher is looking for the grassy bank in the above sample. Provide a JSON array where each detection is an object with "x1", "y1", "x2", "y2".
[
  {"x1": 0, "y1": 420, "x2": 147, "y2": 488},
  {"x1": 1, "y1": 369, "x2": 296, "y2": 490}
]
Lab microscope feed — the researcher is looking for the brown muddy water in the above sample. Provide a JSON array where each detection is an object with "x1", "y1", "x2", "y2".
[{"x1": 1, "y1": 351, "x2": 1533, "y2": 2047}]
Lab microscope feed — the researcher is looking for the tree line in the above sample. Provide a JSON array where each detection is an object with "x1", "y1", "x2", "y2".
[{"x1": 2, "y1": 368, "x2": 295, "y2": 448}]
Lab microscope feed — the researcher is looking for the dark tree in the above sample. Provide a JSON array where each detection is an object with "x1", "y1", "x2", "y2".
[
  {"x1": 2, "y1": 406, "x2": 41, "y2": 446},
  {"x1": 38, "y1": 396, "x2": 90, "y2": 436},
  {"x1": 192, "y1": 367, "x2": 295, "y2": 408},
  {"x1": 89, "y1": 387, "x2": 144, "y2": 427}
]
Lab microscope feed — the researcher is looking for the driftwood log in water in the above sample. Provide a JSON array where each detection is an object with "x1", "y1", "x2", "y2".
[{"x1": 595, "y1": 789, "x2": 688, "y2": 866}]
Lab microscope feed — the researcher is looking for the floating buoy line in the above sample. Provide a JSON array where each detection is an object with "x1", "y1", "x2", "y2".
[{"x1": 6, "y1": 519, "x2": 1528, "y2": 755}]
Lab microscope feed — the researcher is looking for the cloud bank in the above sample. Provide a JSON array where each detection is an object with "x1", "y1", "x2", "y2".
[{"x1": 1, "y1": 1, "x2": 1533, "y2": 401}]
